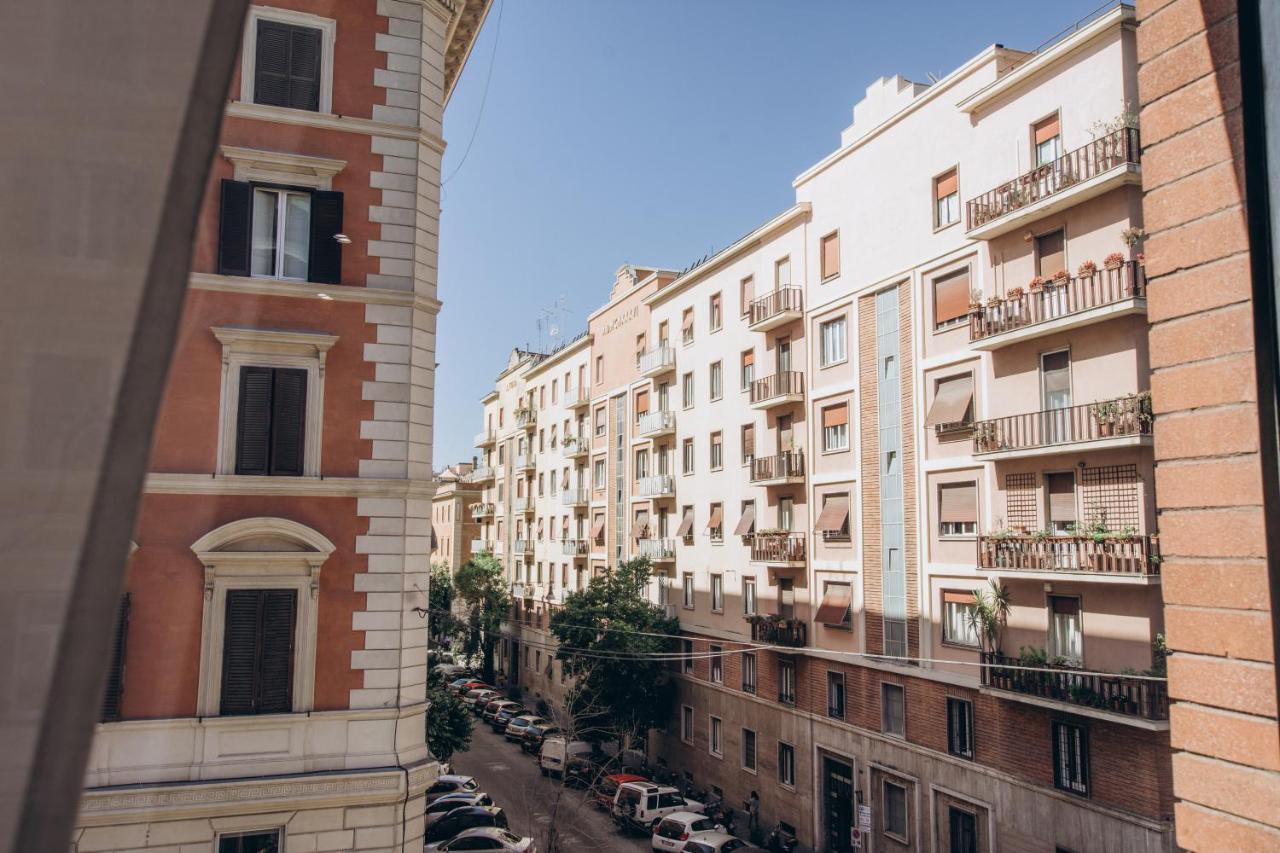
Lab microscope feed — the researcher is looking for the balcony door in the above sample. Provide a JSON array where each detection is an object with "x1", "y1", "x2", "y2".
[
  {"x1": 778, "y1": 578, "x2": 795, "y2": 619},
  {"x1": 657, "y1": 381, "x2": 669, "y2": 411},
  {"x1": 1040, "y1": 349, "x2": 1072, "y2": 444},
  {"x1": 777, "y1": 337, "x2": 792, "y2": 374},
  {"x1": 778, "y1": 414, "x2": 794, "y2": 454},
  {"x1": 1046, "y1": 471, "x2": 1077, "y2": 536}
]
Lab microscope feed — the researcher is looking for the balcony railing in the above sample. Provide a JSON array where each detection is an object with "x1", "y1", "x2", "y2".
[
  {"x1": 750, "y1": 451, "x2": 805, "y2": 484},
  {"x1": 636, "y1": 410, "x2": 676, "y2": 437},
  {"x1": 750, "y1": 533, "x2": 806, "y2": 563},
  {"x1": 566, "y1": 386, "x2": 590, "y2": 408},
  {"x1": 661, "y1": 603, "x2": 678, "y2": 620},
  {"x1": 966, "y1": 127, "x2": 1141, "y2": 232},
  {"x1": 474, "y1": 429, "x2": 496, "y2": 447},
  {"x1": 969, "y1": 261, "x2": 1146, "y2": 343},
  {"x1": 515, "y1": 539, "x2": 534, "y2": 555},
  {"x1": 749, "y1": 617, "x2": 807, "y2": 648},
  {"x1": 470, "y1": 538, "x2": 492, "y2": 553},
  {"x1": 516, "y1": 409, "x2": 536, "y2": 430},
  {"x1": 980, "y1": 651, "x2": 1169, "y2": 721},
  {"x1": 638, "y1": 346, "x2": 676, "y2": 376},
  {"x1": 638, "y1": 538, "x2": 676, "y2": 560},
  {"x1": 465, "y1": 465, "x2": 494, "y2": 483},
  {"x1": 748, "y1": 287, "x2": 804, "y2": 329},
  {"x1": 749, "y1": 371, "x2": 804, "y2": 407},
  {"x1": 637, "y1": 474, "x2": 675, "y2": 497},
  {"x1": 972, "y1": 395, "x2": 1152, "y2": 455},
  {"x1": 516, "y1": 453, "x2": 534, "y2": 470},
  {"x1": 563, "y1": 435, "x2": 589, "y2": 457},
  {"x1": 513, "y1": 497, "x2": 533, "y2": 514},
  {"x1": 562, "y1": 539, "x2": 588, "y2": 557},
  {"x1": 469, "y1": 502, "x2": 494, "y2": 520},
  {"x1": 978, "y1": 534, "x2": 1160, "y2": 576},
  {"x1": 562, "y1": 488, "x2": 590, "y2": 507}
]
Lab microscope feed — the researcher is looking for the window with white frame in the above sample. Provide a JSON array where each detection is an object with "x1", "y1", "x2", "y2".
[
  {"x1": 683, "y1": 438, "x2": 695, "y2": 474},
  {"x1": 241, "y1": 8, "x2": 335, "y2": 114},
  {"x1": 709, "y1": 715, "x2": 723, "y2": 756},
  {"x1": 778, "y1": 741, "x2": 796, "y2": 786},
  {"x1": 741, "y1": 652, "x2": 757, "y2": 694},
  {"x1": 593, "y1": 458, "x2": 605, "y2": 489},
  {"x1": 882, "y1": 682, "x2": 906, "y2": 737},
  {"x1": 934, "y1": 167, "x2": 960, "y2": 228},
  {"x1": 939, "y1": 481, "x2": 978, "y2": 536},
  {"x1": 683, "y1": 572, "x2": 695, "y2": 608},
  {"x1": 743, "y1": 576, "x2": 757, "y2": 615},
  {"x1": 942, "y1": 591, "x2": 980, "y2": 647},
  {"x1": 682, "y1": 639, "x2": 694, "y2": 673},
  {"x1": 822, "y1": 403, "x2": 849, "y2": 452},
  {"x1": 711, "y1": 574, "x2": 724, "y2": 612},
  {"x1": 820, "y1": 317, "x2": 847, "y2": 366},
  {"x1": 682, "y1": 372, "x2": 695, "y2": 409},
  {"x1": 1048, "y1": 596, "x2": 1083, "y2": 664},
  {"x1": 709, "y1": 361, "x2": 723, "y2": 401},
  {"x1": 710, "y1": 645, "x2": 723, "y2": 683},
  {"x1": 710, "y1": 431, "x2": 723, "y2": 470}
]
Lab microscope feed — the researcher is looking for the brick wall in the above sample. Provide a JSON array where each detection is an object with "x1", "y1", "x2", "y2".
[
  {"x1": 1136, "y1": 0, "x2": 1280, "y2": 847},
  {"x1": 859, "y1": 294, "x2": 884, "y2": 654}
]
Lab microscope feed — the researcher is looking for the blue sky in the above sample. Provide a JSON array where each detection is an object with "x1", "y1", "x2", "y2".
[{"x1": 435, "y1": 0, "x2": 1107, "y2": 466}]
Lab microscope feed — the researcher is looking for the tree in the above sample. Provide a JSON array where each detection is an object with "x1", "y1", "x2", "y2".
[
  {"x1": 428, "y1": 562, "x2": 461, "y2": 650},
  {"x1": 454, "y1": 551, "x2": 509, "y2": 683},
  {"x1": 426, "y1": 669, "x2": 473, "y2": 763},
  {"x1": 549, "y1": 557, "x2": 679, "y2": 751}
]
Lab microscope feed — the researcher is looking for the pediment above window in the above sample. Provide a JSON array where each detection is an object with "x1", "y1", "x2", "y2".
[{"x1": 220, "y1": 145, "x2": 347, "y2": 190}]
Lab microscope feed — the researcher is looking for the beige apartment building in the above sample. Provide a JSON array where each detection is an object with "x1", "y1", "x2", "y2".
[
  {"x1": 431, "y1": 462, "x2": 481, "y2": 571},
  {"x1": 470, "y1": 7, "x2": 1173, "y2": 852}
]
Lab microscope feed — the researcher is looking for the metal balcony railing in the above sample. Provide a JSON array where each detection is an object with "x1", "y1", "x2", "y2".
[
  {"x1": 750, "y1": 451, "x2": 805, "y2": 483},
  {"x1": 636, "y1": 410, "x2": 676, "y2": 437},
  {"x1": 469, "y1": 502, "x2": 494, "y2": 520},
  {"x1": 474, "y1": 429, "x2": 496, "y2": 446},
  {"x1": 638, "y1": 345, "x2": 676, "y2": 375},
  {"x1": 972, "y1": 394, "x2": 1152, "y2": 454},
  {"x1": 978, "y1": 534, "x2": 1160, "y2": 576},
  {"x1": 750, "y1": 533, "x2": 806, "y2": 563},
  {"x1": 638, "y1": 538, "x2": 676, "y2": 560},
  {"x1": 637, "y1": 474, "x2": 675, "y2": 497},
  {"x1": 515, "y1": 539, "x2": 534, "y2": 555},
  {"x1": 562, "y1": 539, "x2": 588, "y2": 557},
  {"x1": 516, "y1": 409, "x2": 536, "y2": 430},
  {"x1": 513, "y1": 497, "x2": 533, "y2": 514},
  {"x1": 562, "y1": 434, "x2": 589, "y2": 456},
  {"x1": 749, "y1": 617, "x2": 806, "y2": 648},
  {"x1": 566, "y1": 386, "x2": 590, "y2": 407},
  {"x1": 970, "y1": 260, "x2": 1146, "y2": 342},
  {"x1": 748, "y1": 287, "x2": 804, "y2": 328},
  {"x1": 562, "y1": 489, "x2": 590, "y2": 506},
  {"x1": 749, "y1": 371, "x2": 804, "y2": 406},
  {"x1": 980, "y1": 651, "x2": 1168, "y2": 720},
  {"x1": 470, "y1": 539, "x2": 492, "y2": 553},
  {"x1": 465, "y1": 465, "x2": 494, "y2": 483}
]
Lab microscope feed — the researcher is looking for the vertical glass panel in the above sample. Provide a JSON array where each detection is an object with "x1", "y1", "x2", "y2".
[
  {"x1": 250, "y1": 189, "x2": 278, "y2": 276},
  {"x1": 281, "y1": 192, "x2": 311, "y2": 279}
]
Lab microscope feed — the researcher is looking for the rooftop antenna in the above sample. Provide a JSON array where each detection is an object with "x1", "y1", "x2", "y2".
[{"x1": 536, "y1": 295, "x2": 570, "y2": 352}]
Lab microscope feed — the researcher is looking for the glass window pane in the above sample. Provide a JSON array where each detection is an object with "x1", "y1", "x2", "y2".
[
  {"x1": 251, "y1": 189, "x2": 278, "y2": 276},
  {"x1": 282, "y1": 192, "x2": 311, "y2": 279}
]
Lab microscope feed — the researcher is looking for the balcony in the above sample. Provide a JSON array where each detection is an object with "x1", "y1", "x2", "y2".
[
  {"x1": 750, "y1": 533, "x2": 806, "y2": 565},
  {"x1": 748, "y1": 287, "x2": 804, "y2": 332},
  {"x1": 972, "y1": 394, "x2": 1152, "y2": 460},
  {"x1": 469, "y1": 502, "x2": 494, "y2": 521},
  {"x1": 637, "y1": 474, "x2": 675, "y2": 498},
  {"x1": 563, "y1": 435, "x2": 589, "y2": 460},
  {"x1": 965, "y1": 127, "x2": 1141, "y2": 239},
  {"x1": 516, "y1": 453, "x2": 534, "y2": 472},
  {"x1": 980, "y1": 651, "x2": 1168, "y2": 723},
  {"x1": 750, "y1": 451, "x2": 805, "y2": 486},
  {"x1": 638, "y1": 345, "x2": 676, "y2": 378},
  {"x1": 638, "y1": 538, "x2": 676, "y2": 562},
  {"x1": 515, "y1": 539, "x2": 534, "y2": 556},
  {"x1": 636, "y1": 410, "x2": 676, "y2": 439},
  {"x1": 562, "y1": 488, "x2": 590, "y2": 508},
  {"x1": 474, "y1": 429, "x2": 496, "y2": 448},
  {"x1": 470, "y1": 538, "x2": 493, "y2": 553},
  {"x1": 660, "y1": 603, "x2": 678, "y2": 621},
  {"x1": 516, "y1": 409, "x2": 536, "y2": 432},
  {"x1": 748, "y1": 615, "x2": 807, "y2": 648},
  {"x1": 562, "y1": 539, "x2": 589, "y2": 557},
  {"x1": 513, "y1": 496, "x2": 534, "y2": 515},
  {"x1": 749, "y1": 371, "x2": 805, "y2": 410},
  {"x1": 566, "y1": 386, "x2": 590, "y2": 410},
  {"x1": 493, "y1": 540, "x2": 505, "y2": 556},
  {"x1": 979, "y1": 534, "x2": 1160, "y2": 582},
  {"x1": 465, "y1": 465, "x2": 494, "y2": 484},
  {"x1": 969, "y1": 261, "x2": 1147, "y2": 350}
]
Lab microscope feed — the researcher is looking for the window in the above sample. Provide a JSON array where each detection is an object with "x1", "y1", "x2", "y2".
[
  {"x1": 635, "y1": 333, "x2": 646, "y2": 368},
  {"x1": 778, "y1": 497, "x2": 793, "y2": 531},
  {"x1": 820, "y1": 317, "x2": 847, "y2": 366},
  {"x1": 938, "y1": 481, "x2": 978, "y2": 536},
  {"x1": 932, "y1": 267, "x2": 971, "y2": 330},
  {"x1": 775, "y1": 256, "x2": 791, "y2": 288},
  {"x1": 816, "y1": 581, "x2": 853, "y2": 628},
  {"x1": 595, "y1": 355, "x2": 604, "y2": 382},
  {"x1": 232, "y1": 366, "x2": 308, "y2": 476},
  {"x1": 827, "y1": 671, "x2": 845, "y2": 719},
  {"x1": 220, "y1": 589, "x2": 297, "y2": 716},
  {"x1": 1041, "y1": 348, "x2": 1073, "y2": 410},
  {"x1": 951, "y1": 808, "x2": 979, "y2": 853},
  {"x1": 681, "y1": 705, "x2": 695, "y2": 744},
  {"x1": 594, "y1": 405, "x2": 606, "y2": 436},
  {"x1": 679, "y1": 506, "x2": 694, "y2": 542},
  {"x1": 817, "y1": 492, "x2": 851, "y2": 541},
  {"x1": 741, "y1": 652, "x2": 757, "y2": 694},
  {"x1": 682, "y1": 639, "x2": 694, "y2": 673},
  {"x1": 778, "y1": 658, "x2": 796, "y2": 704},
  {"x1": 1036, "y1": 228, "x2": 1066, "y2": 278},
  {"x1": 883, "y1": 780, "x2": 909, "y2": 842},
  {"x1": 709, "y1": 716, "x2": 723, "y2": 756},
  {"x1": 741, "y1": 349, "x2": 755, "y2": 390},
  {"x1": 682, "y1": 438, "x2": 695, "y2": 474},
  {"x1": 882, "y1": 682, "x2": 906, "y2": 738},
  {"x1": 710, "y1": 646, "x2": 723, "y2": 683},
  {"x1": 708, "y1": 502, "x2": 724, "y2": 542},
  {"x1": 682, "y1": 308, "x2": 695, "y2": 345},
  {"x1": 947, "y1": 697, "x2": 975, "y2": 759},
  {"x1": 740, "y1": 276, "x2": 755, "y2": 317},
  {"x1": 742, "y1": 728, "x2": 758, "y2": 771},
  {"x1": 219, "y1": 830, "x2": 282, "y2": 853},
  {"x1": 934, "y1": 167, "x2": 960, "y2": 228},
  {"x1": 942, "y1": 592, "x2": 980, "y2": 647},
  {"x1": 778, "y1": 742, "x2": 796, "y2": 786},
  {"x1": 592, "y1": 458, "x2": 605, "y2": 489},
  {"x1": 741, "y1": 424, "x2": 755, "y2": 465},
  {"x1": 218, "y1": 181, "x2": 342, "y2": 284},
  {"x1": 1033, "y1": 112, "x2": 1063, "y2": 166},
  {"x1": 1048, "y1": 596, "x2": 1083, "y2": 663},
  {"x1": 710, "y1": 431, "x2": 723, "y2": 470},
  {"x1": 682, "y1": 372, "x2": 695, "y2": 409},
  {"x1": 1052, "y1": 720, "x2": 1090, "y2": 796},
  {"x1": 819, "y1": 230, "x2": 841, "y2": 280},
  {"x1": 635, "y1": 447, "x2": 650, "y2": 480},
  {"x1": 743, "y1": 577, "x2": 757, "y2": 615},
  {"x1": 821, "y1": 403, "x2": 849, "y2": 452},
  {"x1": 683, "y1": 572, "x2": 695, "y2": 608},
  {"x1": 711, "y1": 574, "x2": 724, "y2": 612},
  {"x1": 710, "y1": 292, "x2": 723, "y2": 331},
  {"x1": 926, "y1": 373, "x2": 975, "y2": 434},
  {"x1": 709, "y1": 361, "x2": 723, "y2": 401},
  {"x1": 1046, "y1": 470, "x2": 1077, "y2": 534},
  {"x1": 243, "y1": 10, "x2": 332, "y2": 113}
]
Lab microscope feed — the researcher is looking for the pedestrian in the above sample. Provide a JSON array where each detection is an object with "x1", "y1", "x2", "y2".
[{"x1": 748, "y1": 790, "x2": 761, "y2": 834}]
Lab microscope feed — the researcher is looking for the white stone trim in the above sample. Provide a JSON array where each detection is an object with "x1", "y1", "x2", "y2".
[
  {"x1": 145, "y1": 472, "x2": 436, "y2": 499},
  {"x1": 212, "y1": 326, "x2": 338, "y2": 477},
  {"x1": 188, "y1": 271, "x2": 443, "y2": 314},
  {"x1": 220, "y1": 145, "x2": 347, "y2": 190},
  {"x1": 240, "y1": 6, "x2": 337, "y2": 115}
]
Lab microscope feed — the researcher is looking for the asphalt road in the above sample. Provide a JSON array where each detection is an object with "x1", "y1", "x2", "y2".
[{"x1": 450, "y1": 722, "x2": 651, "y2": 853}]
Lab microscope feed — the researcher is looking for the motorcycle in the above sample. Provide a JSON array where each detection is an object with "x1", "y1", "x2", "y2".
[{"x1": 765, "y1": 822, "x2": 798, "y2": 853}]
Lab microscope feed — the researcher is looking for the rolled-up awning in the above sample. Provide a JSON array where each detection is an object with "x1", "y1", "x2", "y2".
[
  {"x1": 675, "y1": 508, "x2": 694, "y2": 538},
  {"x1": 733, "y1": 504, "x2": 757, "y2": 536},
  {"x1": 815, "y1": 583, "x2": 852, "y2": 625},
  {"x1": 814, "y1": 496, "x2": 849, "y2": 532},
  {"x1": 924, "y1": 375, "x2": 973, "y2": 427}
]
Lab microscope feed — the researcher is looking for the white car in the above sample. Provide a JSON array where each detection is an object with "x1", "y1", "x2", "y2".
[
  {"x1": 423, "y1": 774, "x2": 480, "y2": 804},
  {"x1": 424, "y1": 826, "x2": 535, "y2": 852},
  {"x1": 652, "y1": 811, "x2": 723, "y2": 851},
  {"x1": 613, "y1": 782, "x2": 705, "y2": 834},
  {"x1": 463, "y1": 688, "x2": 498, "y2": 710},
  {"x1": 681, "y1": 833, "x2": 759, "y2": 853}
]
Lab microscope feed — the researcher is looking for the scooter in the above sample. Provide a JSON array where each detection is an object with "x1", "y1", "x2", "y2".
[{"x1": 765, "y1": 822, "x2": 798, "y2": 853}]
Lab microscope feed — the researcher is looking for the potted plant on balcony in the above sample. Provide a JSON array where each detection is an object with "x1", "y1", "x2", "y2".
[
  {"x1": 1077, "y1": 259, "x2": 1097, "y2": 278},
  {"x1": 1051, "y1": 269, "x2": 1070, "y2": 286},
  {"x1": 1006, "y1": 285, "x2": 1025, "y2": 300},
  {"x1": 1103, "y1": 251, "x2": 1126, "y2": 271},
  {"x1": 1090, "y1": 399, "x2": 1120, "y2": 436},
  {"x1": 1028, "y1": 276, "x2": 1046, "y2": 292},
  {"x1": 973, "y1": 421, "x2": 999, "y2": 453},
  {"x1": 964, "y1": 580, "x2": 1011, "y2": 655},
  {"x1": 968, "y1": 287, "x2": 984, "y2": 310},
  {"x1": 1116, "y1": 390, "x2": 1152, "y2": 434}
]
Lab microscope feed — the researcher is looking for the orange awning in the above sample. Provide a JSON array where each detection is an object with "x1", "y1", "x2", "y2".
[
  {"x1": 675, "y1": 508, "x2": 694, "y2": 538},
  {"x1": 815, "y1": 583, "x2": 852, "y2": 625},
  {"x1": 814, "y1": 496, "x2": 849, "y2": 532},
  {"x1": 705, "y1": 505, "x2": 723, "y2": 531},
  {"x1": 924, "y1": 375, "x2": 973, "y2": 427},
  {"x1": 589, "y1": 517, "x2": 605, "y2": 540},
  {"x1": 733, "y1": 504, "x2": 756, "y2": 537}
]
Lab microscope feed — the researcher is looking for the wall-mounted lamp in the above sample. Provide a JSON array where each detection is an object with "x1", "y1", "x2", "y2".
[{"x1": 333, "y1": 233, "x2": 352, "y2": 245}]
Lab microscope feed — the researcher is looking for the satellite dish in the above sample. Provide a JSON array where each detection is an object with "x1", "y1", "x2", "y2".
[{"x1": 549, "y1": 324, "x2": 560, "y2": 337}]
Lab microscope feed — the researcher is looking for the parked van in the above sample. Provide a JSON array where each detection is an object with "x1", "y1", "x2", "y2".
[{"x1": 538, "y1": 737, "x2": 593, "y2": 779}]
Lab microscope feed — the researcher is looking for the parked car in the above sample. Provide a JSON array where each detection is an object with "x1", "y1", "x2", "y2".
[
  {"x1": 503, "y1": 714, "x2": 546, "y2": 743},
  {"x1": 423, "y1": 805, "x2": 509, "y2": 845},
  {"x1": 681, "y1": 833, "x2": 759, "y2": 853},
  {"x1": 463, "y1": 688, "x2": 499, "y2": 710},
  {"x1": 592, "y1": 773, "x2": 649, "y2": 810},
  {"x1": 424, "y1": 827, "x2": 534, "y2": 852},
  {"x1": 612, "y1": 782, "x2": 705, "y2": 834},
  {"x1": 434, "y1": 663, "x2": 469, "y2": 679},
  {"x1": 520, "y1": 723, "x2": 561, "y2": 753},
  {"x1": 424, "y1": 774, "x2": 480, "y2": 804},
  {"x1": 451, "y1": 679, "x2": 488, "y2": 696},
  {"x1": 652, "y1": 812, "x2": 724, "y2": 851},
  {"x1": 425, "y1": 792, "x2": 495, "y2": 826},
  {"x1": 482, "y1": 699, "x2": 522, "y2": 725},
  {"x1": 490, "y1": 704, "x2": 528, "y2": 733},
  {"x1": 539, "y1": 738, "x2": 593, "y2": 779}
]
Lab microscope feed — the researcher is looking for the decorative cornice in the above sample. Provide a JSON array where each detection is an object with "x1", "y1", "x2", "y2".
[
  {"x1": 224, "y1": 101, "x2": 447, "y2": 154},
  {"x1": 189, "y1": 273, "x2": 443, "y2": 316},
  {"x1": 145, "y1": 473, "x2": 436, "y2": 499},
  {"x1": 220, "y1": 145, "x2": 347, "y2": 189},
  {"x1": 443, "y1": 0, "x2": 493, "y2": 106},
  {"x1": 212, "y1": 326, "x2": 339, "y2": 359}
]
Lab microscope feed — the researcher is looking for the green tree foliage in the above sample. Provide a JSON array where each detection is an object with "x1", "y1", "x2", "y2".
[
  {"x1": 426, "y1": 669, "x2": 473, "y2": 763},
  {"x1": 454, "y1": 551, "x2": 509, "y2": 683},
  {"x1": 428, "y1": 562, "x2": 461, "y2": 649},
  {"x1": 549, "y1": 557, "x2": 679, "y2": 749}
]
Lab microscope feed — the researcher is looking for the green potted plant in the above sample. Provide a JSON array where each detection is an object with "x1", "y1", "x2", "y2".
[
  {"x1": 964, "y1": 580, "x2": 1012, "y2": 655},
  {"x1": 1090, "y1": 399, "x2": 1119, "y2": 436},
  {"x1": 1052, "y1": 268, "x2": 1070, "y2": 286},
  {"x1": 1028, "y1": 275, "x2": 1046, "y2": 292},
  {"x1": 1077, "y1": 259, "x2": 1098, "y2": 278},
  {"x1": 1103, "y1": 251, "x2": 1125, "y2": 270}
]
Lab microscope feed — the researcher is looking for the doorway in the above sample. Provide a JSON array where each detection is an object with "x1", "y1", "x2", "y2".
[{"x1": 822, "y1": 755, "x2": 854, "y2": 853}]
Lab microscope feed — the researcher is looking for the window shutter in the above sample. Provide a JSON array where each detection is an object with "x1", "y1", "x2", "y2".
[
  {"x1": 1047, "y1": 472, "x2": 1077, "y2": 522},
  {"x1": 217, "y1": 180, "x2": 253, "y2": 277},
  {"x1": 939, "y1": 482, "x2": 977, "y2": 523},
  {"x1": 287, "y1": 25, "x2": 322, "y2": 111},
  {"x1": 221, "y1": 590, "x2": 262, "y2": 715},
  {"x1": 308, "y1": 190, "x2": 344, "y2": 284},
  {"x1": 235, "y1": 367, "x2": 274, "y2": 475},
  {"x1": 253, "y1": 19, "x2": 292, "y2": 107},
  {"x1": 935, "y1": 169, "x2": 958, "y2": 200},
  {"x1": 269, "y1": 368, "x2": 308, "y2": 475},
  {"x1": 822, "y1": 404, "x2": 849, "y2": 428},
  {"x1": 1034, "y1": 114, "x2": 1061, "y2": 145},
  {"x1": 100, "y1": 593, "x2": 131, "y2": 722},
  {"x1": 257, "y1": 590, "x2": 297, "y2": 713},
  {"x1": 933, "y1": 268, "x2": 971, "y2": 326}
]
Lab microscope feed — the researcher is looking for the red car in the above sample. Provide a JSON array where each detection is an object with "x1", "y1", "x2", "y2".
[{"x1": 593, "y1": 773, "x2": 649, "y2": 810}]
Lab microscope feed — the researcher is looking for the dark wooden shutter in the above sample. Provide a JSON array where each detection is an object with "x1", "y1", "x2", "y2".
[
  {"x1": 218, "y1": 180, "x2": 253, "y2": 277},
  {"x1": 235, "y1": 367, "x2": 274, "y2": 475},
  {"x1": 253, "y1": 19, "x2": 321, "y2": 111},
  {"x1": 257, "y1": 590, "x2": 297, "y2": 713},
  {"x1": 221, "y1": 590, "x2": 262, "y2": 715},
  {"x1": 307, "y1": 190, "x2": 343, "y2": 284},
  {"x1": 288, "y1": 25, "x2": 322, "y2": 111},
  {"x1": 269, "y1": 369, "x2": 308, "y2": 475},
  {"x1": 100, "y1": 594, "x2": 131, "y2": 721}
]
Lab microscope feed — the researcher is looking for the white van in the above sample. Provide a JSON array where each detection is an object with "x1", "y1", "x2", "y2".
[{"x1": 538, "y1": 737, "x2": 593, "y2": 779}]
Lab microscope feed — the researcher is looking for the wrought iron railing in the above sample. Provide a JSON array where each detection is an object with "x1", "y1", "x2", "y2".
[
  {"x1": 980, "y1": 651, "x2": 1168, "y2": 720},
  {"x1": 751, "y1": 533, "x2": 806, "y2": 563},
  {"x1": 474, "y1": 429, "x2": 496, "y2": 446},
  {"x1": 748, "y1": 287, "x2": 804, "y2": 327},
  {"x1": 749, "y1": 617, "x2": 807, "y2": 648},
  {"x1": 469, "y1": 502, "x2": 494, "y2": 519},
  {"x1": 972, "y1": 395, "x2": 1151, "y2": 454},
  {"x1": 515, "y1": 539, "x2": 534, "y2": 555},
  {"x1": 750, "y1": 451, "x2": 805, "y2": 483},
  {"x1": 978, "y1": 534, "x2": 1160, "y2": 575},
  {"x1": 750, "y1": 371, "x2": 805, "y2": 405},
  {"x1": 970, "y1": 261, "x2": 1146, "y2": 341}
]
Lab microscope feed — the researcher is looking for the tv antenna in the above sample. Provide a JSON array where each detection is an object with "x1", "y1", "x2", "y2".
[{"x1": 535, "y1": 295, "x2": 570, "y2": 351}]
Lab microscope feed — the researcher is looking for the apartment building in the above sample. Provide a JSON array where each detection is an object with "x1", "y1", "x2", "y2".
[
  {"x1": 76, "y1": 2, "x2": 489, "y2": 851},
  {"x1": 469, "y1": 7, "x2": 1171, "y2": 852},
  {"x1": 430, "y1": 462, "x2": 481, "y2": 571}
]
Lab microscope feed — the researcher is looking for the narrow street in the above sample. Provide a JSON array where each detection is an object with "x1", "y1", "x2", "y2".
[{"x1": 450, "y1": 723, "x2": 650, "y2": 853}]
